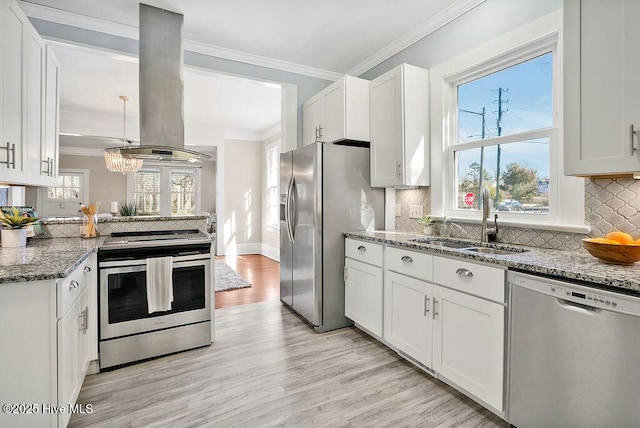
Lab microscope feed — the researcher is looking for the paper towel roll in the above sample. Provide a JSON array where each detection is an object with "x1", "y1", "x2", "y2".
[{"x1": 110, "y1": 201, "x2": 118, "y2": 214}]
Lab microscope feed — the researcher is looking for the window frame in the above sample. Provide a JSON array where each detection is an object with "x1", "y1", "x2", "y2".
[
  {"x1": 264, "y1": 140, "x2": 280, "y2": 231},
  {"x1": 127, "y1": 162, "x2": 202, "y2": 216},
  {"x1": 430, "y1": 10, "x2": 587, "y2": 233}
]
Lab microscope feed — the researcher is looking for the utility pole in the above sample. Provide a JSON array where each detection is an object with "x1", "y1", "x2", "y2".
[
  {"x1": 459, "y1": 107, "x2": 486, "y2": 208},
  {"x1": 493, "y1": 87, "x2": 508, "y2": 207}
]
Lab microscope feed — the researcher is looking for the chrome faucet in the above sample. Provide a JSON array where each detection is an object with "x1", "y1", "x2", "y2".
[{"x1": 481, "y1": 187, "x2": 498, "y2": 243}]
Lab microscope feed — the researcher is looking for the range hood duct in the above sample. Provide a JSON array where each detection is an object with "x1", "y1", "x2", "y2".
[{"x1": 119, "y1": 3, "x2": 210, "y2": 163}]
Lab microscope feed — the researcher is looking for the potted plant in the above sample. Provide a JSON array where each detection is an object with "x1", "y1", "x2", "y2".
[
  {"x1": 0, "y1": 207, "x2": 39, "y2": 248},
  {"x1": 419, "y1": 215, "x2": 435, "y2": 235},
  {"x1": 119, "y1": 201, "x2": 139, "y2": 217}
]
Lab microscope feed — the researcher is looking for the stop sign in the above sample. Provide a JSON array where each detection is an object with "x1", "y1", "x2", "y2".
[{"x1": 464, "y1": 192, "x2": 475, "y2": 206}]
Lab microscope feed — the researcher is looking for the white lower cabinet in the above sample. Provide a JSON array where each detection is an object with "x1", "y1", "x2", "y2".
[
  {"x1": 346, "y1": 239, "x2": 507, "y2": 416},
  {"x1": 432, "y1": 285, "x2": 504, "y2": 411},
  {"x1": 384, "y1": 270, "x2": 433, "y2": 367},
  {"x1": 344, "y1": 257, "x2": 383, "y2": 337},
  {"x1": 0, "y1": 253, "x2": 96, "y2": 428}
]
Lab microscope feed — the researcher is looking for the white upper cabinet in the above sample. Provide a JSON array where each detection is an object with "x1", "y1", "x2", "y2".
[
  {"x1": 564, "y1": 0, "x2": 640, "y2": 175},
  {"x1": 302, "y1": 76, "x2": 370, "y2": 146},
  {"x1": 370, "y1": 63, "x2": 429, "y2": 187},
  {"x1": 0, "y1": 0, "x2": 59, "y2": 186},
  {"x1": 26, "y1": 25, "x2": 45, "y2": 184},
  {"x1": 1, "y1": 0, "x2": 28, "y2": 183},
  {"x1": 42, "y1": 46, "x2": 60, "y2": 185}
]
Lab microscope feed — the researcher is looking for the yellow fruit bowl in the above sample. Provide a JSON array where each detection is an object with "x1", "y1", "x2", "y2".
[{"x1": 582, "y1": 238, "x2": 640, "y2": 265}]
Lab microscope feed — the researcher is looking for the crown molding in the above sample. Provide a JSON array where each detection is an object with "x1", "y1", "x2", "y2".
[
  {"x1": 347, "y1": 0, "x2": 486, "y2": 76},
  {"x1": 19, "y1": 1, "x2": 342, "y2": 81}
]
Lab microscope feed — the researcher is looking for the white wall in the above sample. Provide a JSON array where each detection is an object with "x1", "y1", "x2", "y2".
[
  {"x1": 221, "y1": 139, "x2": 263, "y2": 255},
  {"x1": 359, "y1": 0, "x2": 562, "y2": 80}
]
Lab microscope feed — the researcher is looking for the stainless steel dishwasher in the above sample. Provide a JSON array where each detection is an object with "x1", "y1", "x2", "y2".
[{"x1": 508, "y1": 271, "x2": 640, "y2": 428}]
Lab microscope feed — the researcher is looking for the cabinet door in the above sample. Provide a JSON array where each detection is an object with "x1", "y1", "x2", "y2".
[
  {"x1": 43, "y1": 46, "x2": 60, "y2": 183},
  {"x1": 1, "y1": 1, "x2": 27, "y2": 181},
  {"x1": 320, "y1": 79, "x2": 345, "y2": 143},
  {"x1": 565, "y1": 0, "x2": 640, "y2": 175},
  {"x1": 345, "y1": 258, "x2": 383, "y2": 337},
  {"x1": 25, "y1": 26, "x2": 45, "y2": 183},
  {"x1": 302, "y1": 95, "x2": 322, "y2": 146},
  {"x1": 432, "y1": 286, "x2": 504, "y2": 411},
  {"x1": 384, "y1": 271, "x2": 433, "y2": 367},
  {"x1": 57, "y1": 293, "x2": 82, "y2": 428},
  {"x1": 370, "y1": 66, "x2": 403, "y2": 187}
]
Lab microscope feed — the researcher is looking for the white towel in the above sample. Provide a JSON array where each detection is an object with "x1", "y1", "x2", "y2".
[{"x1": 146, "y1": 256, "x2": 174, "y2": 313}]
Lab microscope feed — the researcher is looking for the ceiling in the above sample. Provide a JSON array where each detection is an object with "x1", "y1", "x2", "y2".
[{"x1": 21, "y1": 0, "x2": 483, "y2": 153}]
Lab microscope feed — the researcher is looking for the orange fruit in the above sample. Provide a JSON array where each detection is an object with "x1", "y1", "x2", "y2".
[
  {"x1": 605, "y1": 231, "x2": 634, "y2": 245},
  {"x1": 591, "y1": 237, "x2": 621, "y2": 245}
]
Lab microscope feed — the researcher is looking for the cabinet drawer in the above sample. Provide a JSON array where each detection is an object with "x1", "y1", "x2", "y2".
[
  {"x1": 385, "y1": 246, "x2": 433, "y2": 281},
  {"x1": 345, "y1": 239, "x2": 383, "y2": 266},
  {"x1": 433, "y1": 256, "x2": 505, "y2": 302},
  {"x1": 57, "y1": 256, "x2": 93, "y2": 319}
]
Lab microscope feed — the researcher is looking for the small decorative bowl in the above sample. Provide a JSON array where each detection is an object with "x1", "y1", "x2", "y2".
[{"x1": 582, "y1": 238, "x2": 640, "y2": 265}]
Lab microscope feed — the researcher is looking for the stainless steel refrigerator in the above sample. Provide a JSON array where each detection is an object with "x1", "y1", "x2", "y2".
[{"x1": 280, "y1": 142, "x2": 384, "y2": 332}]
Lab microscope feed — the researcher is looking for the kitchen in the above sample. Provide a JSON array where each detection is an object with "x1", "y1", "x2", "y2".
[{"x1": 2, "y1": 0, "x2": 640, "y2": 426}]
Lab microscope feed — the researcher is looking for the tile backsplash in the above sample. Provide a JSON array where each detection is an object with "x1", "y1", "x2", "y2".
[{"x1": 395, "y1": 178, "x2": 640, "y2": 251}]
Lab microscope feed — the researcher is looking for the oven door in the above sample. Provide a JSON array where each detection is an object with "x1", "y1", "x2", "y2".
[{"x1": 99, "y1": 254, "x2": 211, "y2": 340}]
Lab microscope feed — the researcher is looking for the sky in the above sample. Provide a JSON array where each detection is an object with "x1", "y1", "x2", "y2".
[{"x1": 456, "y1": 52, "x2": 553, "y2": 182}]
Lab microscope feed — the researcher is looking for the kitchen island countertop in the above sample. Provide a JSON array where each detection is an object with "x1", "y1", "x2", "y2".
[
  {"x1": 346, "y1": 230, "x2": 640, "y2": 295},
  {"x1": 0, "y1": 237, "x2": 103, "y2": 284}
]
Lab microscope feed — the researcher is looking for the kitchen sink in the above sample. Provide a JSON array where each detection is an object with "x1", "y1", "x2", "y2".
[
  {"x1": 410, "y1": 238, "x2": 475, "y2": 249},
  {"x1": 464, "y1": 247, "x2": 529, "y2": 255}
]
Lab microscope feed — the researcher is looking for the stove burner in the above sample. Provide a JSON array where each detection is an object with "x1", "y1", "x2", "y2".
[{"x1": 102, "y1": 229, "x2": 211, "y2": 249}]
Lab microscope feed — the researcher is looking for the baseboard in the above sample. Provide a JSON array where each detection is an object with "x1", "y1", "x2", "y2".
[
  {"x1": 222, "y1": 242, "x2": 262, "y2": 255},
  {"x1": 221, "y1": 242, "x2": 280, "y2": 261},
  {"x1": 261, "y1": 244, "x2": 279, "y2": 262}
]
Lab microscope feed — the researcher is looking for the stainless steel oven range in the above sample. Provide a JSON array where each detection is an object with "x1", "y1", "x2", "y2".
[{"x1": 98, "y1": 230, "x2": 213, "y2": 369}]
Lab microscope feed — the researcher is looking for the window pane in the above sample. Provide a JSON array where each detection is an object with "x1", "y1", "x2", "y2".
[
  {"x1": 135, "y1": 171, "x2": 160, "y2": 193},
  {"x1": 171, "y1": 172, "x2": 195, "y2": 192},
  {"x1": 455, "y1": 138, "x2": 550, "y2": 213},
  {"x1": 171, "y1": 192, "x2": 195, "y2": 215},
  {"x1": 457, "y1": 52, "x2": 553, "y2": 143}
]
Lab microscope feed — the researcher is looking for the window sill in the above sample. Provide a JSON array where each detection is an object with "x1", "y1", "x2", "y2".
[{"x1": 441, "y1": 216, "x2": 591, "y2": 234}]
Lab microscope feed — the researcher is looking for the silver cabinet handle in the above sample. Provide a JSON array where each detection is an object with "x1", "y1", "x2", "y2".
[
  {"x1": 357, "y1": 245, "x2": 366, "y2": 252},
  {"x1": 424, "y1": 296, "x2": 430, "y2": 316},
  {"x1": 0, "y1": 142, "x2": 15, "y2": 169},
  {"x1": 83, "y1": 265, "x2": 91, "y2": 273},
  {"x1": 433, "y1": 298, "x2": 438, "y2": 319},
  {"x1": 69, "y1": 280, "x2": 79, "y2": 290},
  {"x1": 401, "y1": 255, "x2": 413, "y2": 263},
  {"x1": 395, "y1": 161, "x2": 402, "y2": 178},
  {"x1": 631, "y1": 124, "x2": 637, "y2": 156},
  {"x1": 456, "y1": 268, "x2": 473, "y2": 278},
  {"x1": 84, "y1": 307, "x2": 89, "y2": 334}
]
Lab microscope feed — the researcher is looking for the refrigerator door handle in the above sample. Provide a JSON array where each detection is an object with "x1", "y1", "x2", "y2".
[
  {"x1": 285, "y1": 176, "x2": 294, "y2": 243},
  {"x1": 290, "y1": 177, "x2": 297, "y2": 241}
]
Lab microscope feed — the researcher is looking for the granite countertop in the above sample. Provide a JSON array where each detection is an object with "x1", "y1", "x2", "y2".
[
  {"x1": 345, "y1": 231, "x2": 640, "y2": 295},
  {"x1": 41, "y1": 214, "x2": 208, "y2": 224},
  {"x1": 0, "y1": 237, "x2": 102, "y2": 284}
]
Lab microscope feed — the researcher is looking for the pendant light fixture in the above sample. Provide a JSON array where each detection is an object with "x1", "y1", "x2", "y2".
[{"x1": 104, "y1": 95, "x2": 144, "y2": 174}]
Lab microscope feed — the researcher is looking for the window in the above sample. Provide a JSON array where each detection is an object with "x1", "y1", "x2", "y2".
[
  {"x1": 430, "y1": 10, "x2": 586, "y2": 232},
  {"x1": 48, "y1": 173, "x2": 82, "y2": 200},
  {"x1": 453, "y1": 52, "x2": 552, "y2": 214},
  {"x1": 128, "y1": 164, "x2": 201, "y2": 216},
  {"x1": 132, "y1": 170, "x2": 161, "y2": 215},
  {"x1": 265, "y1": 142, "x2": 279, "y2": 229},
  {"x1": 171, "y1": 170, "x2": 196, "y2": 215}
]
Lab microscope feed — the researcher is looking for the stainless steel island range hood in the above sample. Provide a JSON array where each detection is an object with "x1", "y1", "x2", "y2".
[{"x1": 119, "y1": 3, "x2": 210, "y2": 163}]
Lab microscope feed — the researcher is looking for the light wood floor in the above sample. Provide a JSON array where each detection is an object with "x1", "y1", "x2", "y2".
[
  {"x1": 215, "y1": 255, "x2": 280, "y2": 309},
  {"x1": 71, "y1": 300, "x2": 508, "y2": 427}
]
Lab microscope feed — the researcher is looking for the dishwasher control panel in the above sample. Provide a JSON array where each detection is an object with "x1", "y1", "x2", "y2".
[
  {"x1": 548, "y1": 284, "x2": 618, "y2": 307},
  {"x1": 508, "y1": 272, "x2": 640, "y2": 316}
]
